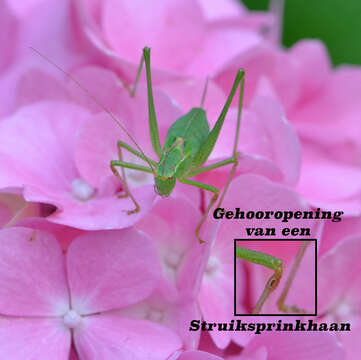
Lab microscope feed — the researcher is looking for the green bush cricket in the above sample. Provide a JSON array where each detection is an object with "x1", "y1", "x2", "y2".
[{"x1": 109, "y1": 47, "x2": 244, "y2": 244}]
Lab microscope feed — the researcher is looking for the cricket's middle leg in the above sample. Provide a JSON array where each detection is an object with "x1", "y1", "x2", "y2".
[{"x1": 179, "y1": 177, "x2": 219, "y2": 244}]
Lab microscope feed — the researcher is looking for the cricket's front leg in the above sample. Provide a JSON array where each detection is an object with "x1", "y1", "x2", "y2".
[
  {"x1": 110, "y1": 141, "x2": 156, "y2": 214},
  {"x1": 110, "y1": 159, "x2": 153, "y2": 215},
  {"x1": 110, "y1": 161, "x2": 140, "y2": 215}
]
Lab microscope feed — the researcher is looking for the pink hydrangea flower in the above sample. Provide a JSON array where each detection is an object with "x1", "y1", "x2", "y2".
[
  {"x1": 0, "y1": 226, "x2": 182, "y2": 358},
  {"x1": 0, "y1": 101, "x2": 157, "y2": 230}
]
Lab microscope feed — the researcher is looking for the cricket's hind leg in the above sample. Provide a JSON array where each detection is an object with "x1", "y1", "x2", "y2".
[
  {"x1": 110, "y1": 141, "x2": 155, "y2": 215},
  {"x1": 178, "y1": 177, "x2": 220, "y2": 244},
  {"x1": 276, "y1": 240, "x2": 312, "y2": 314}
]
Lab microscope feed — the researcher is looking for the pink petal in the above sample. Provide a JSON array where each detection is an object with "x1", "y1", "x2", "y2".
[
  {"x1": 66, "y1": 66, "x2": 129, "y2": 115},
  {"x1": 0, "y1": 0, "x2": 89, "y2": 117},
  {"x1": 0, "y1": 227, "x2": 69, "y2": 316},
  {"x1": 102, "y1": 0, "x2": 205, "y2": 73},
  {"x1": 0, "y1": 317, "x2": 71, "y2": 360},
  {"x1": 288, "y1": 40, "x2": 330, "y2": 104},
  {"x1": 158, "y1": 78, "x2": 226, "y2": 128},
  {"x1": 135, "y1": 197, "x2": 218, "y2": 349},
  {"x1": 187, "y1": 29, "x2": 261, "y2": 77},
  {"x1": 248, "y1": 97, "x2": 301, "y2": 184},
  {"x1": 320, "y1": 216, "x2": 361, "y2": 255},
  {"x1": 73, "y1": 314, "x2": 182, "y2": 359},
  {"x1": 0, "y1": 1, "x2": 18, "y2": 74},
  {"x1": 296, "y1": 146, "x2": 361, "y2": 215},
  {"x1": 177, "y1": 350, "x2": 224, "y2": 360},
  {"x1": 218, "y1": 174, "x2": 322, "y2": 243},
  {"x1": 293, "y1": 68, "x2": 361, "y2": 156},
  {"x1": 67, "y1": 229, "x2": 162, "y2": 315},
  {"x1": 197, "y1": 0, "x2": 245, "y2": 22},
  {"x1": 120, "y1": 288, "x2": 202, "y2": 351},
  {"x1": 196, "y1": 96, "x2": 300, "y2": 187},
  {"x1": 215, "y1": 44, "x2": 301, "y2": 111},
  {"x1": 136, "y1": 196, "x2": 217, "y2": 299},
  {"x1": 339, "y1": 325, "x2": 361, "y2": 360},
  {"x1": 318, "y1": 235, "x2": 361, "y2": 314},
  {"x1": 15, "y1": 217, "x2": 84, "y2": 251},
  {"x1": 242, "y1": 331, "x2": 345, "y2": 360},
  {"x1": 0, "y1": 101, "x2": 89, "y2": 194},
  {"x1": 15, "y1": 69, "x2": 69, "y2": 109},
  {"x1": 45, "y1": 186, "x2": 157, "y2": 230}
]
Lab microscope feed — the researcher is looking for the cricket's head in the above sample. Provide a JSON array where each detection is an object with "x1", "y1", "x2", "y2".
[{"x1": 154, "y1": 174, "x2": 176, "y2": 197}]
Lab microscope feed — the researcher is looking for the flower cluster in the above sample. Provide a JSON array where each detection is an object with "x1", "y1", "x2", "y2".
[{"x1": 0, "y1": 0, "x2": 360, "y2": 359}]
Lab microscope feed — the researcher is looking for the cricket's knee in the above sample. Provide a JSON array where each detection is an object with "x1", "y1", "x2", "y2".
[
  {"x1": 213, "y1": 190, "x2": 220, "y2": 202},
  {"x1": 234, "y1": 151, "x2": 242, "y2": 163},
  {"x1": 237, "y1": 68, "x2": 245, "y2": 79},
  {"x1": 110, "y1": 161, "x2": 120, "y2": 176},
  {"x1": 117, "y1": 140, "x2": 127, "y2": 148}
]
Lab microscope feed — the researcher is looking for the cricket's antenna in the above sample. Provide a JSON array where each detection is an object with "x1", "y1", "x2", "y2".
[
  {"x1": 200, "y1": 77, "x2": 209, "y2": 109},
  {"x1": 29, "y1": 47, "x2": 156, "y2": 174}
]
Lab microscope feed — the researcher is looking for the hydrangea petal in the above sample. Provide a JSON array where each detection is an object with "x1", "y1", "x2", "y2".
[
  {"x1": 0, "y1": 317, "x2": 71, "y2": 360},
  {"x1": 177, "y1": 350, "x2": 224, "y2": 360},
  {"x1": 241, "y1": 332, "x2": 345, "y2": 360},
  {"x1": 73, "y1": 314, "x2": 182, "y2": 360},
  {"x1": 0, "y1": 227, "x2": 69, "y2": 316},
  {"x1": 67, "y1": 229, "x2": 162, "y2": 315}
]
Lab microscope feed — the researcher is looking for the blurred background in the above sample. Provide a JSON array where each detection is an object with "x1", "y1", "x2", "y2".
[{"x1": 241, "y1": 0, "x2": 361, "y2": 66}]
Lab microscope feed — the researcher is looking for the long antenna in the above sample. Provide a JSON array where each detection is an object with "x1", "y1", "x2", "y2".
[
  {"x1": 200, "y1": 77, "x2": 209, "y2": 108},
  {"x1": 30, "y1": 47, "x2": 156, "y2": 174}
]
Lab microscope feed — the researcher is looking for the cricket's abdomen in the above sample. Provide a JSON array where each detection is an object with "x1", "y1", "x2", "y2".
[{"x1": 157, "y1": 108, "x2": 210, "y2": 178}]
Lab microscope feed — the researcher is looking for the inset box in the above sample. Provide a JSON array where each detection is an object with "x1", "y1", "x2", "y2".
[{"x1": 234, "y1": 238, "x2": 317, "y2": 316}]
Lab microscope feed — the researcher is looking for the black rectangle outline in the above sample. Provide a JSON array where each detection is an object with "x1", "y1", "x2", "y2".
[{"x1": 234, "y1": 238, "x2": 317, "y2": 316}]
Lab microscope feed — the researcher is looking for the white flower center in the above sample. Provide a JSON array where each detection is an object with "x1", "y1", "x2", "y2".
[
  {"x1": 71, "y1": 178, "x2": 95, "y2": 201},
  {"x1": 63, "y1": 310, "x2": 82, "y2": 329},
  {"x1": 336, "y1": 303, "x2": 352, "y2": 318},
  {"x1": 205, "y1": 256, "x2": 221, "y2": 276},
  {"x1": 164, "y1": 251, "x2": 182, "y2": 269},
  {"x1": 148, "y1": 308, "x2": 164, "y2": 323}
]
